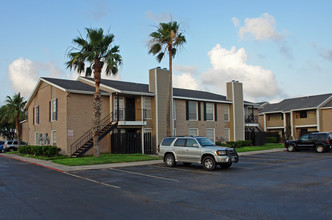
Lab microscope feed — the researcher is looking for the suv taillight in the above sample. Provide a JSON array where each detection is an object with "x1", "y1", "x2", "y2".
[{"x1": 326, "y1": 140, "x2": 330, "y2": 144}]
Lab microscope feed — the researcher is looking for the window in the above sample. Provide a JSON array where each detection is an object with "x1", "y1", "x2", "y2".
[
  {"x1": 206, "y1": 128, "x2": 215, "y2": 142},
  {"x1": 34, "y1": 106, "x2": 39, "y2": 125},
  {"x1": 51, "y1": 130, "x2": 56, "y2": 146},
  {"x1": 114, "y1": 97, "x2": 124, "y2": 120},
  {"x1": 224, "y1": 128, "x2": 230, "y2": 142},
  {"x1": 224, "y1": 105, "x2": 229, "y2": 121},
  {"x1": 189, "y1": 128, "x2": 198, "y2": 136},
  {"x1": 35, "y1": 132, "x2": 39, "y2": 145},
  {"x1": 188, "y1": 101, "x2": 197, "y2": 120},
  {"x1": 51, "y1": 99, "x2": 57, "y2": 121},
  {"x1": 174, "y1": 138, "x2": 186, "y2": 147},
  {"x1": 186, "y1": 139, "x2": 198, "y2": 147},
  {"x1": 161, "y1": 138, "x2": 176, "y2": 146},
  {"x1": 143, "y1": 97, "x2": 152, "y2": 119},
  {"x1": 300, "y1": 111, "x2": 307, "y2": 118},
  {"x1": 206, "y1": 103, "x2": 214, "y2": 120}
]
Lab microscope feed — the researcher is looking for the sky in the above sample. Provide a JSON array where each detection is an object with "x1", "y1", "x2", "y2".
[{"x1": 1, "y1": 0, "x2": 332, "y2": 106}]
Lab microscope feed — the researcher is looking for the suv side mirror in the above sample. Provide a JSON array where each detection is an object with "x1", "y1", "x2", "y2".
[{"x1": 193, "y1": 144, "x2": 198, "y2": 148}]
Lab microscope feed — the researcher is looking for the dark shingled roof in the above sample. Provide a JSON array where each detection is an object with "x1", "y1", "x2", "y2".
[
  {"x1": 323, "y1": 99, "x2": 332, "y2": 108},
  {"x1": 260, "y1": 93, "x2": 332, "y2": 113},
  {"x1": 93, "y1": 77, "x2": 229, "y2": 102},
  {"x1": 42, "y1": 77, "x2": 108, "y2": 94}
]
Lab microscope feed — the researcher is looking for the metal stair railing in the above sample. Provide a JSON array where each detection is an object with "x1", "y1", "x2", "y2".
[{"x1": 70, "y1": 112, "x2": 115, "y2": 155}]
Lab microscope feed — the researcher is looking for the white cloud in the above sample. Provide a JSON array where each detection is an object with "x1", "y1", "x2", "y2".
[
  {"x1": 200, "y1": 44, "x2": 280, "y2": 101},
  {"x1": 237, "y1": 13, "x2": 283, "y2": 41},
  {"x1": 173, "y1": 65, "x2": 200, "y2": 90},
  {"x1": 231, "y1": 17, "x2": 240, "y2": 27},
  {"x1": 145, "y1": 11, "x2": 172, "y2": 23},
  {"x1": 8, "y1": 58, "x2": 63, "y2": 99}
]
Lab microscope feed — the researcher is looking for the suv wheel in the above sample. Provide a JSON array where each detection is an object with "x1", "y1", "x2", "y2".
[
  {"x1": 220, "y1": 161, "x2": 232, "y2": 169},
  {"x1": 203, "y1": 156, "x2": 216, "y2": 171},
  {"x1": 165, "y1": 154, "x2": 176, "y2": 167},
  {"x1": 287, "y1": 144, "x2": 295, "y2": 152},
  {"x1": 315, "y1": 145, "x2": 325, "y2": 153},
  {"x1": 9, "y1": 148, "x2": 16, "y2": 152}
]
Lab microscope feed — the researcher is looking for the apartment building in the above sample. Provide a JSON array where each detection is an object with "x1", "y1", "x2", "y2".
[
  {"x1": 259, "y1": 93, "x2": 332, "y2": 140},
  {"x1": 21, "y1": 67, "x2": 257, "y2": 156}
]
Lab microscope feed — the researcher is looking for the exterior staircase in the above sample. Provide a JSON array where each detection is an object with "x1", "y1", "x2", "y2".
[{"x1": 71, "y1": 113, "x2": 118, "y2": 158}]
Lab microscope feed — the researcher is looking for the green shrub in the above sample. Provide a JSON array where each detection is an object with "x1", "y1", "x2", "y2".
[
  {"x1": 226, "y1": 140, "x2": 252, "y2": 148},
  {"x1": 215, "y1": 141, "x2": 227, "y2": 146},
  {"x1": 266, "y1": 137, "x2": 277, "y2": 143},
  {"x1": 18, "y1": 145, "x2": 61, "y2": 157}
]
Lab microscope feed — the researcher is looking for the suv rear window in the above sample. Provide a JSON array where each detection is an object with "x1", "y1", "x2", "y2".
[
  {"x1": 161, "y1": 138, "x2": 176, "y2": 146},
  {"x1": 174, "y1": 138, "x2": 186, "y2": 147}
]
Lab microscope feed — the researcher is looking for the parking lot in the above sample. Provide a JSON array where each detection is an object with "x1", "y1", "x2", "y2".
[{"x1": 1, "y1": 150, "x2": 332, "y2": 219}]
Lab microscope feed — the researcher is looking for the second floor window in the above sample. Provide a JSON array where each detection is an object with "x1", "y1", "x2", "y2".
[
  {"x1": 34, "y1": 106, "x2": 39, "y2": 125},
  {"x1": 50, "y1": 99, "x2": 58, "y2": 121},
  {"x1": 143, "y1": 97, "x2": 152, "y2": 119},
  {"x1": 114, "y1": 97, "x2": 124, "y2": 120},
  {"x1": 224, "y1": 105, "x2": 229, "y2": 121},
  {"x1": 188, "y1": 101, "x2": 197, "y2": 120},
  {"x1": 205, "y1": 103, "x2": 214, "y2": 120}
]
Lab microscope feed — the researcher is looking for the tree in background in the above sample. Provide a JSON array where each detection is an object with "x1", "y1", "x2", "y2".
[
  {"x1": 4, "y1": 93, "x2": 26, "y2": 147},
  {"x1": 0, "y1": 105, "x2": 16, "y2": 140},
  {"x1": 66, "y1": 28, "x2": 122, "y2": 157},
  {"x1": 148, "y1": 21, "x2": 186, "y2": 136}
]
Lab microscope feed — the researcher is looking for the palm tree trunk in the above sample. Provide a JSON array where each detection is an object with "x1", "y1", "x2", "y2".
[
  {"x1": 93, "y1": 61, "x2": 102, "y2": 157},
  {"x1": 15, "y1": 115, "x2": 20, "y2": 148},
  {"x1": 166, "y1": 46, "x2": 172, "y2": 137}
]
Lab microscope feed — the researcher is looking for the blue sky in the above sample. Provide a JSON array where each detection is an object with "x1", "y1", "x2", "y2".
[{"x1": 1, "y1": 0, "x2": 332, "y2": 105}]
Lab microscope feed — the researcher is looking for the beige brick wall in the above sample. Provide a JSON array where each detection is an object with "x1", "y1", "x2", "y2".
[
  {"x1": 293, "y1": 110, "x2": 317, "y2": 126},
  {"x1": 321, "y1": 109, "x2": 332, "y2": 131},
  {"x1": 266, "y1": 113, "x2": 284, "y2": 127}
]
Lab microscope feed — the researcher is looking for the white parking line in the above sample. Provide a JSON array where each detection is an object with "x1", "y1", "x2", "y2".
[
  {"x1": 64, "y1": 172, "x2": 121, "y2": 189},
  {"x1": 150, "y1": 164, "x2": 218, "y2": 175},
  {"x1": 112, "y1": 168, "x2": 179, "y2": 182}
]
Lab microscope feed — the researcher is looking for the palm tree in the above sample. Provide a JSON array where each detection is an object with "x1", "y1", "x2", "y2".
[
  {"x1": 0, "y1": 105, "x2": 15, "y2": 140},
  {"x1": 5, "y1": 93, "x2": 26, "y2": 147},
  {"x1": 66, "y1": 28, "x2": 122, "y2": 157},
  {"x1": 148, "y1": 21, "x2": 186, "y2": 136}
]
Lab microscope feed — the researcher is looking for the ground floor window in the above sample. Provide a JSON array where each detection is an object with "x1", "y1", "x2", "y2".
[
  {"x1": 51, "y1": 130, "x2": 56, "y2": 146},
  {"x1": 206, "y1": 128, "x2": 215, "y2": 142},
  {"x1": 189, "y1": 128, "x2": 198, "y2": 136},
  {"x1": 224, "y1": 128, "x2": 230, "y2": 142},
  {"x1": 35, "y1": 132, "x2": 39, "y2": 145}
]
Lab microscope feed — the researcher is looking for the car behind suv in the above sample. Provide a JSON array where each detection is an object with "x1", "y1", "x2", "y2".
[
  {"x1": 158, "y1": 136, "x2": 239, "y2": 171},
  {"x1": 3, "y1": 140, "x2": 27, "y2": 152},
  {"x1": 285, "y1": 132, "x2": 332, "y2": 153}
]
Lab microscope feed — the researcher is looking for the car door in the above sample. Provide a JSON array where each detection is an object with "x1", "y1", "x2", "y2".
[
  {"x1": 182, "y1": 138, "x2": 201, "y2": 163},
  {"x1": 173, "y1": 138, "x2": 186, "y2": 161},
  {"x1": 297, "y1": 134, "x2": 310, "y2": 149}
]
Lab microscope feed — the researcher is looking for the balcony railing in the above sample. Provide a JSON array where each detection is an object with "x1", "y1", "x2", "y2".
[
  {"x1": 245, "y1": 115, "x2": 258, "y2": 124},
  {"x1": 114, "y1": 108, "x2": 151, "y2": 121}
]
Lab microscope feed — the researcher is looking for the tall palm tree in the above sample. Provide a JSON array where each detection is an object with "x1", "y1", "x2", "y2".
[
  {"x1": 5, "y1": 93, "x2": 26, "y2": 147},
  {"x1": 66, "y1": 28, "x2": 122, "y2": 157},
  {"x1": 148, "y1": 21, "x2": 186, "y2": 136}
]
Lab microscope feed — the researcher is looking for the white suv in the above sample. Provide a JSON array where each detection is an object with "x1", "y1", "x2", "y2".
[
  {"x1": 158, "y1": 136, "x2": 239, "y2": 171},
  {"x1": 3, "y1": 140, "x2": 27, "y2": 152}
]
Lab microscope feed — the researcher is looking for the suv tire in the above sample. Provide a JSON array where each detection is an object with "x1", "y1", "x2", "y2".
[
  {"x1": 203, "y1": 156, "x2": 216, "y2": 171},
  {"x1": 220, "y1": 161, "x2": 232, "y2": 169},
  {"x1": 165, "y1": 154, "x2": 176, "y2": 167},
  {"x1": 315, "y1": 145, "x2": 325, "y2": 153},
  {"x1": 287, "y1": 144, "x2": 295, "y2": 152}
]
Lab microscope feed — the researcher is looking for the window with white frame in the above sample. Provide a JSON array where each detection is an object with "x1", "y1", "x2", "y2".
[
  {"x1": 35, "y1": 132, "x2": 39, "y2": 145},
  {"x1": 51, "y1": 99, "x2": 57, "y2": 121},
  {"x1": 206, "y1": 103, "x2": 214, "y2": 120},
  {"x1": 51, "y1": 130, "x2": 57, "y2": 146},
  {"x1": 224, "y1": 105, "x2": 229, "y2": 121},
  {"x1": 224, "y1": 128, "x2": 230, "y2": 142},
  {"x1": 206, "y1": 128, "x2": 215, "y2": 142},
  {"x1": 114, "y1": 97, "x2": 124, "y2": 120},
  {"x1": 34, "y1": 106, "x2": 39, "y2": 124},
  {"x1": 188, "y1": 101, "x2": 197, "y2": 120},
  {"x1": 189, "y1": 128, "x2": 198, "y2": 136},
  {"x1": 143, "y1": 97, "x2": 152, "y2": 119}
]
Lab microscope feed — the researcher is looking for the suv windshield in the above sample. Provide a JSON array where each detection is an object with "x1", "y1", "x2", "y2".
[{"x1": 196, "y1": 138, "x2": 215, "y2": 147}]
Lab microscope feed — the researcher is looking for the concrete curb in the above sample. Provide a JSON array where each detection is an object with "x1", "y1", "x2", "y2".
[{"x1": 0, "y1": 148, "x2": 286, "y2": 172}]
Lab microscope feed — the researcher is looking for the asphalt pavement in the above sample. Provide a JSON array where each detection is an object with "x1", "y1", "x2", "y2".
[{"x1": 0, "y1": 148, "x2": 285, "y2": 172}]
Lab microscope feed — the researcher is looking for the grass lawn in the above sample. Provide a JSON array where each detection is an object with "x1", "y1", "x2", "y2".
[
  {"x1": 236, "y1": 143, "x2": 284, "y2": 153},
  {"x1": 52, "y1": 153, "x2": 160, "y2": 166}
]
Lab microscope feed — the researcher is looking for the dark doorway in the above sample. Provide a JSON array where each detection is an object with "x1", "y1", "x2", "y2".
[{"x1": 126, "y1": 98, "x2": 135, "y2": 121}]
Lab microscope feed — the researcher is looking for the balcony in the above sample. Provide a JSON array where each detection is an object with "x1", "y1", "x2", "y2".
[
  {"x1": 245, "y1": 115, "x2": 258, "y2": 125},
  {"x1": 114, "y1": 108, "x2": 151, "y2": 126}
]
